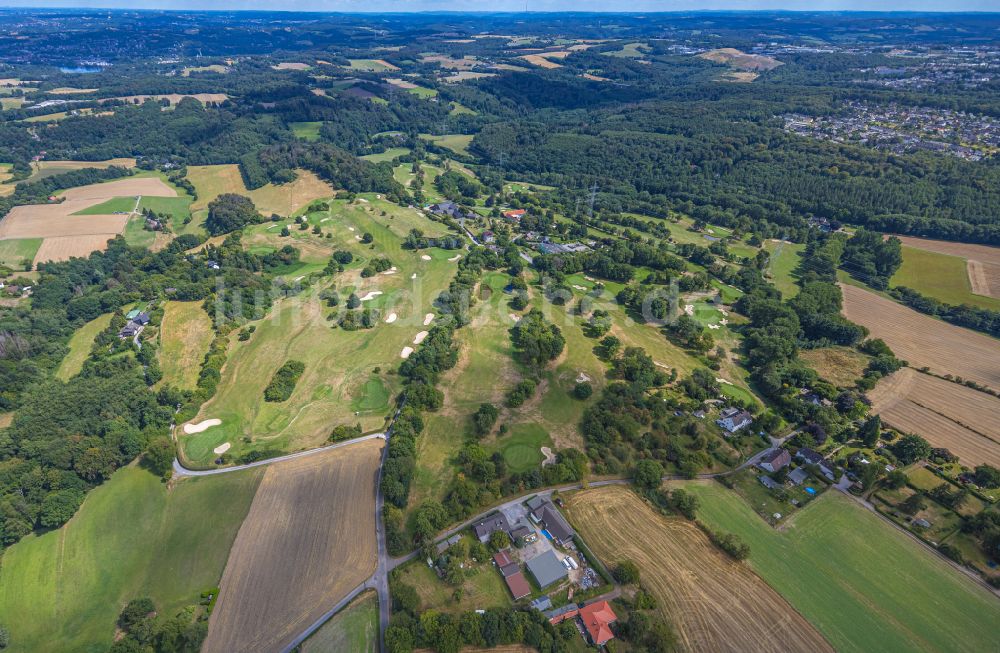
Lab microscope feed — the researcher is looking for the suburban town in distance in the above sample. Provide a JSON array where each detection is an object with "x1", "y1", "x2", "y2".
[{"x1": 0, "y1": 5, "x2": 999, "y2": 653}]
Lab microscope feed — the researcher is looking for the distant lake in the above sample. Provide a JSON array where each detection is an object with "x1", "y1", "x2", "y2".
[{"x1": 59, "y1": 66, "x2": 102, "y2": 74}]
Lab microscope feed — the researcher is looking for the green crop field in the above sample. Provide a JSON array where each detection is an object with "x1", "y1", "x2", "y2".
[
  {"x1": 359, "y1": 147, "x2": 410, "y2": 163},
  {"x1": 181, "y1": 197, "x2": 458, "y2": 465},
  {"x1": 290, "y1": 121, "x2": 323, "y2": 141},
  {"x1": 679, "y1": 481, "x2": 1000, "y2": 653},
  {"x1": 302, "y1": 591, "x2": 378, "y2": 653},
  {"x1": 158, "y1": 301, "x2": 214, "y2": 391},
  {"x1": 892, "y1": 245, "x2": 1000, "y2": 311},
  {"x1": 56, "y1": 312, "x2": 113, "y2": 380},
  {"x1": 0, "y1": 465, "x2": 261, "y2": 653},
  {"x1": 0, "y1": 237, "x2": 42, "y2": 268}
]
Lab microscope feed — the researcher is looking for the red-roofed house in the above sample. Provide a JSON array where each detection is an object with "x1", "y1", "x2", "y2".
[
  {"x1": 578, "y1": 600, "x2": 617, "y2": 646},
  {"x1": 504, "y1": 571, "x2": 531, "y2": 600},
  {"x1": 502, "y1": 209, "x2": 526, "y2": 220}
]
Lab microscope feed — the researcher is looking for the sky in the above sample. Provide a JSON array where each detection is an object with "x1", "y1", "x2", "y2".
[{"x1": 1, "y1": 1, "x2": 998, "y2": 11}]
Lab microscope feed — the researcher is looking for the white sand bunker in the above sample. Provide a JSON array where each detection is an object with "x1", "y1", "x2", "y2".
[
  {"x1": 321, "y1": 217, "x2": 331, "y2": 222},
  {"x1": 184, "y1": 418, "x2": 221, "y2": 434},
  {"x1": 509, "y1": 313, "x2": 521, "y2": 322},
  {"x1": 213, "y1": 442, "x2": 231, "y2": 455},
  {"x1": 348, "y1": 226, "x2": 355, "y2": 231},
  {"x1": 573, "y1": 285, "x2": 587, "y2": 291},
  {"x1": 411, "y1": 273, "x2": 417, "y2": 279},
  {"x1": 382, "y1": 266, "x2": 398, "y2": 275},
  {"x1": 423, "y1": 313, "x2": 434, "y2": 326},
  {"x1": 400, "y1": 346, "x2": 414, "y2": 359},
  {"x1": 708, "y1": 324, "x2": 721, "y2": 330},
  {"x1": 421, "y1": 254, "x2": 432, "y2": 261},
  {"x1": 413, "y1": 331, "x2": 429, "y2": 344},
  {"x1": 355, "y1": 235, "x2": 363, "y2": 241},
  {"x1": 541, "y1": 446, "x2": 557, "y2": 466},
  {"x1": 716, "y1": 378, "x2": 734, "y2": 386},
  {"x1": 720, "y1": 318, "x2": 729, "y2": 325},
  {"x1": 576, "y1": 372, "x2": 591, "y2": 383},
  {"x1": 358, "y1": 198, "x2": 369, "y2": 203},
  {"x1": 684, "y1": 304, "x2": 694, "y2": 316},
  {"x1": 360, "y1": 291, "x2": 383, "y2": 301},
  {"x1": 448, "y1": 254, "x2": 462, "y2": 262},
  {"x1": 294, "y1": 275, "x2": 305, "y2": 282},
  {"x1": 584, "y1": 275, "x2": 595, "y2": 282},
  {"x1": 385, "y1": 313, "x2": 398, "y2": 323}
]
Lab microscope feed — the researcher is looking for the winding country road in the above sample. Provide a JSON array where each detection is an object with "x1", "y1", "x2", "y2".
[{"x1": 170, "y1": 429, "x2": 794, "y2": 652}]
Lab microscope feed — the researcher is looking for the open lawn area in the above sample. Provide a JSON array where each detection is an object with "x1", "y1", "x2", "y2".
[
  {"x1": 395, "y1": 556, "x2": 511, "y2": 614},
  {"x1": 157, "y1": 301, "x2": 214, "y2": 391},
  {"x1": 678, "y1": 481, "x2": 1000, "y2": 653},
  {"x1": 491, "y1": 422, "x2": 552, "y2": 473},
  {"x1": 347, "y1": 59, "x2": 400, "y2": 72},
  {"x1": 892, "y1": 245, "x2": 1000, "y2": 311},
  {"x1": 0, "y1": 465, "x2": 262, "y2": 653},
  {"x1": 56, "y1": 312, "x2": 112, "y2": 380},
  {"x1": 302, "y1": 591, "x2": 378, "y2": 653},
  {"x1": 799, "y1": 346, "x2": 870, "y2": 388},
  {"x1": 360, "y1": 147, "x2": 411, "y2": 163}
]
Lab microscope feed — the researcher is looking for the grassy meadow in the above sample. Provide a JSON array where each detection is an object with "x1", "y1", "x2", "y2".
[
  {"x1": 157, "y1": 301, "x2": 214, "y2": 391},
  {"x1": 55, "y1": 312, "x2": 113, "y2": 380},
  {"x1": 892, "y1": 245, "x2": 1000, "y2": 311},
  {"x1": 302, "y1": 591, "x2": 378, "y2": 653},
  {"x1": 0, "y1": 465, "x2": 262, "y2": 653},
  {"x1": 679, "y1": 481, "x2": 1000, "y2": 653},
  {"x1": 0, "y1": 237, "x2": 41, "y2": 267}
]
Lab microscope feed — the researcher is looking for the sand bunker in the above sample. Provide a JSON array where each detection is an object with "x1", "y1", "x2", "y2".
[
  {"x1": 360, "y1": 291, "x2": 383, "y2": 301},
  {"x1": 413, "y1": 331, "x2": 429, "y2": 344},
  {"x1": 509, "y1": 313, "x2": 522, "y2": 322},
  {"x1": 348, "y1": 227, "x2": 355, "y2": 231},
  {"x1": 184, "y1": 418, "x2": 221, "y2": 434},
  {"x1": 540, "y1": 446, "x2": 557, "y2": 466},
  {"x1": 421, "y1": 254, "x2": 432, "y2": 261},
  {"x1": 355, "y1": 235, "x2": 363, "y2": 241},
  {"x1": 382, "y1": 266, "x2": 398, "y2": 275},
  {"x1": 716, "y1": 378, "x2": 734, "y2": 386},
  {"x1": 411, "y1": 273, "x2": 417, "y2": 279},
  {"x1": 213, "y1": 442, "x2": 231, "y2": 455},
  {"x1": 573, "y1": 285, "x2": 587, "y2": 291},
  {"x1": 423, "y1": 313, "x2": 434, "y2": 326},
  {"x1": 385, "y1": 313, "x2": 397, "y2": 323},
  {"x1": 708, "y1": 324, "x2": 721, "y2": 330},
  {"x1": 684, "y1": 304, "x2": 694, "y2": 316},
  {"x1": 448, "y1": 254, "x2": 462, "y2": 262},
  {"x1": 400, "y1": 346, "x2": 414, "y2": 359}
]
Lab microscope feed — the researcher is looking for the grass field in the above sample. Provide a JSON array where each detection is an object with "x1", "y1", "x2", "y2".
[
  {"x1": 56, "y1": 312, "x2": 113, "y2": 380},
  {"x1": 158, "y1": 301, "x2": 214, "y2": 391},
  {"x1": 892, "y1": 245, "x2": 1000, "y2": 311},
  {"x1": 0, "y1": 465, "x2": 262, "y2": 653},
  {"x1": 302, "y1": 591, "x2": 378, "y2": 653},
  {"x1": 203, "y1": 439, "x2": 381, "y2": 653},
  {"x1": 566, "y1": 486, "x2": 833, "y2": 653},
  {"x1": 419, "y1": 133, "x2": 474, "y2": 156},
  {"x1": 492, "y1": 423, "x2": 552, "y2": 473},
  {"x1": 841, "y1": 282, "x2": 1000, "y2": 393},
  {"x1": 347, "y1": 59, "x2": 400, "y2": 72},
  {"x1": 187, "y1": 164, "x2": 333, "y2": 223},
  {"x1": 765, "y1": 240, "x2": 803, "y2": 298},
  {"x1": 291, "y1": 121, "x2": 323, "y2": 141},
  {"x1": 395, "y1": 553, "x2": 511, "y2": 614},
  {"x1": 799, "y1": 346, "x2": 870, "y2": 388},
  {"x1": 360, "y1": 147, "x2": 411, "y2": 163},
  {"x1": 0, "y1": 237, "x2": 41, "y2": 268},
  {"x1": 679, "y1": 481, "x2": 1000, "y2": 653},
  {"x1": 22, "y1": 158, "x2": 136, "y2": 184},
  {"x1": 603, "y1": 42, "x2": 650, "y2": 58},
  {"x1": 181, "y1": 197, "x2": 456, "y2": 464}
]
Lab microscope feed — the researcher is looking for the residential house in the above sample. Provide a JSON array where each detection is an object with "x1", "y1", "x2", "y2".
[
  {"x1": 493, "y1": 551, "x2": 520, "y2": 578},
  {"x1": 428, "y1": 201, "x2": 465, "y2": 219},
  {"x1": 788, "y1": 467, "x2": 809, "y2": 486},
  {"x1": 546, "y1": 604, "x2": 579, "y2": 625},
  {"x1": 472, "y1": 512, "x2": 511, "y2": 543},
  {"x1": 510, "y1": 524, "x2": 537, "y2": 544},
  {"x1": 717, "y1": 407, "x2": 753, "y2": 434},
  {"x1": 796, "y1": 447, "x2": 836, "y2": 481},
  {"x1": 502, "y1": 208, "x2": 526, "y2": 220},
  {"x1": 759, "y1": 448, "x2": 791, "y2": 473},
  {"x1": 579, "y1": 600, "x2": 618, "y2": 647},
  {"x1": 759, "y1": 475, "x2": 782, "y2": 490},
  {"x1": 526, "y1": 550, "x2": 569, "y2": 589},
  {"x1": 529, "y1": 596, "x2": 553, "y2": 612},
  {"x1": 133, "y1": 312, "x2": 151, "y2": 326},
  {"x1": 435, "y1": 534, "x2": 462, "y2": 556},
  {"x1": 118, "y1": 323, "x2": 141, "y2": 339},
  {"x1": 527, "y1": 498, "x2": 575, "y2": 545}
]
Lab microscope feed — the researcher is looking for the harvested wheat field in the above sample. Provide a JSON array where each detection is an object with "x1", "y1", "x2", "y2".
[
  {"x1": 203, "y1": 438, "x2": 382, "y2": 653},
  {"x1": 869, "y1": 368, "x2": 1000, "y2": 468},
  {"x1": 967, "y1": 260, "x2": 1000, "y2": 298},
  {"x1": 896, "y1": 235, "x2": 1000, "y2": 299},
  {"x1": 566, "y1": 486, "x2": 833, "y2": 653},
  {"x1": 841, "y1": 283, "x2": 1000, "y2": 392},
  {"x1": 520, "y1": 51, "x2": 570, "y2": 68},
  {"x1": 112, "y1": 93, "x2": 228, "y2": 105},
  {"x1": 698, "y1": 48, "x2": 782, "y2": 71},
  {"x1": 34, "y1": 234, "x2": 116, "y2": 263},
  {"x1": 188, "y1": 164, "x2": 333, "y2": 217}
]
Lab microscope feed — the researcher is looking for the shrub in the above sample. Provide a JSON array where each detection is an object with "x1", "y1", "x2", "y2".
[
  {"x1": 505, "y1": 379, "x2": 536, "y2": 407},
  {"x1": 264, "y1": 360, "x2": 305, "y2": 402},
  {"x1": 573, "y1": 381, "x2": 593, "y2": 399}
]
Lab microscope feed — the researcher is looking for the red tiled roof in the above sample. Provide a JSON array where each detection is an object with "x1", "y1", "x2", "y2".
[
  {"x1": 504, "y1": 571, "x2": 531, "y2": 600},
  {"x1": 503, "y1": 209, "x2": 526, "y2": 218},
  {"x1": 579, "y1": 600, "x2": 617, "y2": 645},
  {"x1": 494, "y1": 550, "x2": 514, "y2": 567}
]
